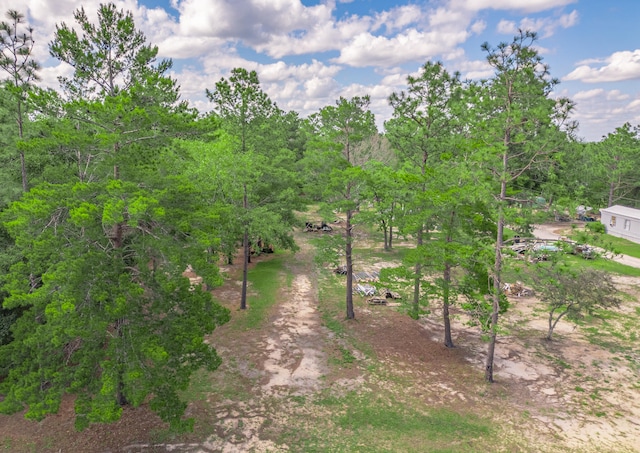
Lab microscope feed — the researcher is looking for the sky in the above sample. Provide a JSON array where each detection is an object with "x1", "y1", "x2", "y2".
[{"x1": 4, "y1": 0, "x2": 640, "y2": 142}]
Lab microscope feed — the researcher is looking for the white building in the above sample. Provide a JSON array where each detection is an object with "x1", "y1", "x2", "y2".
[{"x1": 600, "y1": 205, "x2": 640, "y2": 243}]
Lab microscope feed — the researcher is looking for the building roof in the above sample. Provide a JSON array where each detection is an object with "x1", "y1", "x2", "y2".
[{"x1": 600, "y1": 205, "x2": 640, "y2": 218}]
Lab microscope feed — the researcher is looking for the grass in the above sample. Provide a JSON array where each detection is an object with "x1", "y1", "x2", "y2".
[
  {"x1": 571, "y1": 230, "x2": 640, "y2": 259},
  {"x1": 302, "y1": 239, "x2": 533, "y2": 452},
  {"x1": 188, "y1": 209, "x2": 640, "y2": 452},
  {"x1": 286, "y1": 391, "x2": 494, "y2": 453},
  {"x1": 567, "y1": 254, "x2": 640, "y2": 276},
  {"x1": 352, "y1": 245, "x2": 409, "y2": 263},
  {"x1": 234, "y1": 255, "x2": 287, "y2": 330},
  {"x1": 503, "y1": 251, "x2": 640, "y2": 280}
]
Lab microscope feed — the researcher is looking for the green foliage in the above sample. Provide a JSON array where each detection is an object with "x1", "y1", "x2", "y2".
[
  {"x1": 585, "y1": 222, "x2": 606, "y2": 234},
  {"x1": 571, "y1": 226, "x2": 640, "y2": 259},
  {"x1": 204, "y1": 68, "x2": 301, "y2": 310},
  {"x1": 0, "y1": 176, "x2": 230, "y2": 430},
  {"x1": 302, "y1": 96, "x2": 378, "y2": 320},
  {"x1": 0, "y1": 9, "x2": 42, "y2": 193},
  {"x1": 50, "y1": 3, "x2": 165, "y2": 99},
  {"x1": 532, "y1": 263, "x2": 621, "y2": 340},
  {"x1": 576, "y1": 123, "x2": 640, "y2": 207},
  {"x1": 0, "y1": 3, "x2": 231, "y2": 432}
]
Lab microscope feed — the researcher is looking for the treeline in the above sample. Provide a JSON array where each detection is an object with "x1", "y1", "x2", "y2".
[{"x1": 0, "y1": 3, "x2": 639, "y2": 432}]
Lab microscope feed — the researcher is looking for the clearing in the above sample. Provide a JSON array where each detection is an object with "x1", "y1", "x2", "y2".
[{"x1": 1, "y1": 222, "x2": 640, "y2": 452}]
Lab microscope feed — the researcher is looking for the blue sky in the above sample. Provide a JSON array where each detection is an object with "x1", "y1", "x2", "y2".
[{"x1": 6, "y1": 0, "x2": 640, "y2": 142}]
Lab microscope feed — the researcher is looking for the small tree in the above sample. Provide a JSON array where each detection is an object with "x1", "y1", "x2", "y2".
[
  {"x1": 387, "y1": 61, "x2": 462, "y2": 322},
  {"x1": 472, "y1": 30, "x2": 574, "y2": 382},
  {"x1": 206, "y1": 68, "x2": 299, "y2": 310},
  {"x1": 0, "y1": 9, "x2": 40, "y2": 192},
  {"x1": 533, "y1": 265, "x2": 620, "y2": 340},
  {"x1": 303, "y1": 96, "x2": 377, "y2": 320}
]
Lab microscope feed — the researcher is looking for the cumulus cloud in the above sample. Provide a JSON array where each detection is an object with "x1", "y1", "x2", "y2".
[
  {"x1": 573, "y1": 88, "x2": 605, "y2": 100},
  {"x1": 496, "y1": 10, "x2": 578, "y2": 38},
  {"x1": 176, "y1": 0, "x2": 333, "y2": 44},
  {"x1": 333, "y1": 28, "x2": 470, "y2": 67},
  {"x1": 559, "y1": 87, "x2": 640, "y2": 141},
  {"x1": 470, "y1": 20, "x2": 486, "y2": 34},
  {"x1": 372, "y1": 5, "x2": 422, "y2": 33},
  {"x1": 565, "y1": 49, "x2": 640, "y2": 83},
  {"x1": 254, "y1": 15, "x2": 371, "y2": 58},
  {"x1": 497, "y1": 19, "x2": 517, "y2": 34},
  {"x1": 3, "y1": 0, "x2": 634, "y2": 141}
]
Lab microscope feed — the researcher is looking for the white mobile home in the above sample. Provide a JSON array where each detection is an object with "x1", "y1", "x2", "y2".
[{"x1": 600, "y1": 205, "x2": 640, "y2": 243}]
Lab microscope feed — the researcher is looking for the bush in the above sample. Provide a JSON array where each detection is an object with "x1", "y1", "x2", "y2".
[{"x1": 586, "y1": 222, "x2": 605, "y2": 234}]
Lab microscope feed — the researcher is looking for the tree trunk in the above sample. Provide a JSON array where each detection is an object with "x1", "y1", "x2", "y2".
[
  {"x1": 345, "y1": 208, "x2": 355, "y2": 320},
  {"x1": 412, "y1": 227, "x2": 424, "y2": 318},
  {"x1": 608, "y1": 181, "x2": 615, "y2": 207},
  {"x1": 241, "y1": 184, "x2": 249, "y2": 310},
  {"x1": 443, "y1": 261, "x2": 454, "y2": 348},
  {"x1": 19, "y1": 151, "x2": 28, "y2": 192},
  {"x1": 443, "y1": 212, "x2": 455, "y2": 348},
  {"x1": 17, "y1": 101, "x2": 29, "y2": 192},
  {"x1": 388, "y1": 202, "x2": 395, "y2": 250},
  {"x1": 547, "y1": 310, "x2": 555, "y2": 341},
  {"x1": 485, "y1": 149, "x2": 508, "y2": 383},
  {"x1": 547, "y1": 309, "x2": 568, "y2": 341},
  {"x1": 382, "y1": 220, "x2": 389, "y2": 250}
]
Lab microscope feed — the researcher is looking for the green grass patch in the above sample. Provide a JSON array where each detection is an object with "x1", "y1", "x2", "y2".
[
  {"x1": 330, "y1": 346, "x2": 356, "y2": 366},
  {"x1": 579, "y1": 233, "x2": 640, "y2": 259},
  {"x1": 504, "y1": 252, "x2": 640, "y2": 279},
  {"x1": 317, "y1": 271, "x2": 349, "y2": 334},
  {"x1": 352, "y1": 245, "x2": 409, "y2": 263},
  {"x1": 234, "y1": 256, "x2": 287, "y2": 330},
  {"x1": 298, "y1": 392, "x2": 493, "y2": 452},
  {"x1": 182, "y1": 361, "x2": 253, "y2": 403}
]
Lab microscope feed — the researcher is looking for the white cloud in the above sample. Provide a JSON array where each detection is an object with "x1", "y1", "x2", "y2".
[
  {"x1": 157, "y1": 36, "x2": 228, "y2": 59},
  {"x1": 304, "y1": 77, "x2": 339, "y2": 98},
  {"x1": 334, "y1": 28, "x2": 469, "y2": 67},
  {"x1": 559, "y1": 87, "x2": 640, "y2": 141},
  {"x1": 565, "y1": 49, "x2": 640, "y2": 83},
  {"x1": 455, "y1": 0, "x2": 577, "y2": 14},
  {"x1": 573, "y1": 88, "x2": 604, "y2": 100},
  {"x1": 470, "y1": 20, "x2": 486, "y2": 34},
  {"x1": 496, "y1": 10, "x2": 578, "y2": 38},
  {"x1": 175, "y1": 0, "x2": 334, "y2": 45},
  {"x1": 372, "y1": 5, "x2": 422, "y2": 33},
  {"x1": 258, "y1": 60, "x2": 342, "y2": 83},
  {"x1": 607, "y1": 90, "x2": 630, "y2": 101},
  {"x1": 254, "y1": 16, "x2": 371, "y2": 58},
  {"x1": 429, "y1": 6, "x2": 471, "y2": 27},
  {"x1": 497, "y1": 19, "x2": 517, "y2": 34}
]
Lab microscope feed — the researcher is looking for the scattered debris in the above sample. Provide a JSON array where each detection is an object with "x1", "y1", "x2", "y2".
[
  {"x1": 334, "y1": 265, "x2": 347, "y2": 275},
  {"x1": 182, "y1": 265, "x2": 203, "y2": 290},
  {"x1": 574, "y1": 244, "x2": 596, "y2": 259},
  {"x1": 367, "y1": 296, "x2": 387, "y2": 305},
  {"x1": 379, "y1": 287, "x2": 402, "y2": 299},
  {"x1": 353, "y1": 271, "x2": 379, "y2": 282},
  {"x1": 304, "y1": 221, "x2": 333, "y2": 232},
  {"x1": 554, "y1": 210, "x2": 571, "y2": 222},
  {"x1": 576, "y1": 205, "x2": 596, "y2": 221},
  {"x1": 502, "y1": 281, "x2": 531, "y2": 297},
  {"x1": 354, "y1": 284, "x2": 376, "y2": 296}
]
